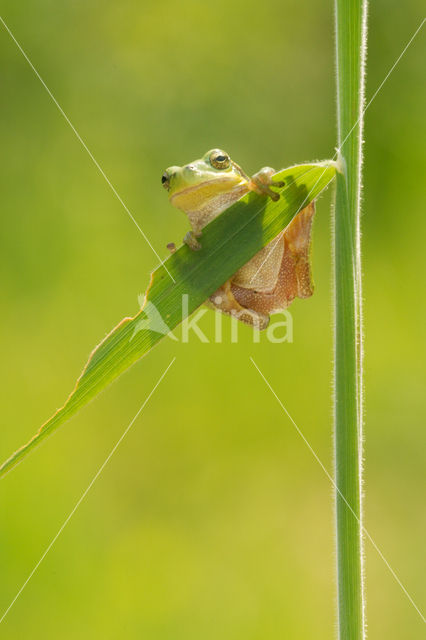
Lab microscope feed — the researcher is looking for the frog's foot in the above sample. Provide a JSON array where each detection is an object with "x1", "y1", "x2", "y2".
[
  {"x1": 209, "y1": 281, "x2": 269, "y2": 330},
  {"x1": 183, "y1": 230, "x2": 202, "y2": 251},
  {"x1": 250, "y1": 167, "x2": 285, "y2": 202},
  {"x1": 166, "y1": 242, "x2": 176, "y2": 254},
  {"x1": 232, "y1": 307, "x2": 269, "y2": 330}
]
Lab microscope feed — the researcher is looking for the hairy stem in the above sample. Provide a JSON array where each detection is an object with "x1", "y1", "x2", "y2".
[{"x1": 333, "y1": 0, "x2": 368, "y2": 638}]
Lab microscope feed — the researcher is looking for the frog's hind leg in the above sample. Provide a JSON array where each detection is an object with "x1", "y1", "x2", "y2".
[
  {"x1": 230, "y1": 201, "x2": 316, "y2": 314},
  {"x1": 284, "y1": 201, "x2": 315, "y2": 299},
  {"x1": 208, "y1": 203, "x2": 315, "y2": 326},
  {"x1": 208, "y1": 281, "x2": 270, "y2": 330}
]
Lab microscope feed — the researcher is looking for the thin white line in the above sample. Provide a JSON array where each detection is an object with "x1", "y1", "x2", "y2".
[
  {"x1": 0, "y1": 16, "x2": 176, "y2": 284},
  {"x1": 248, "y1": 18, "x2": 425, "y2": 288},
  {"x1": 0, "y1": 357, "x2": 176, "y2": 625},
  {"x1": 250, "y1": 357, "x2": 426, "y2": 624},
  {"x1": 338, "y1": 17, "x2": 425, "y2": 152},
  {"x1": 247, "y1": 166, "x2": 330, "y2": 286}
]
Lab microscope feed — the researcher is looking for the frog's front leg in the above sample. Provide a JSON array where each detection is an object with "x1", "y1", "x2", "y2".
[
  {"x1": 208, "y1": 281, "x2": 269, "y2": 330},
  {"x1": 249, "y1": 167, "x2": 285, "y2": 202},
  {"x1": 167, "y1": 228, "x2": 202, "y2": 253},
  {"x1": 183, "y1": 229, "x2": 202, "y2": 251}
]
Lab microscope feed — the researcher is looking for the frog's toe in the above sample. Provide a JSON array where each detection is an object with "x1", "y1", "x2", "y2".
[
  {"x1": 250, "y1": 167, "x2": 284, "y2": 201},
  {"x1": 253, "y1": 182, "x2": 281, "y2": 201},
  {"x1": 268, "y1": 190, "x2": 280, "y2": 202},
  {"x1": 183, "y1": 230, "x2": 202, "y2": 251},
  {"x1": 234, "y1": 309, "x2": 269, "y2": 330}
]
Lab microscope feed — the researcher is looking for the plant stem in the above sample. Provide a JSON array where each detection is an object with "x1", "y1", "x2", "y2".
[{"x1": 334, "y1": 0, "x2": 368, "y2": 638}]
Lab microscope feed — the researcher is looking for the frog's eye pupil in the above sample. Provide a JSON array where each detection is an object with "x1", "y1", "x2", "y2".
[{"x1": 210, "y1": 151, "x2": 230, "y2": 170}]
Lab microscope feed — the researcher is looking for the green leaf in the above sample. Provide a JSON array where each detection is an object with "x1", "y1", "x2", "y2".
[{"x1": 0, "y1": 161, "x2": 335, "y2": 477}]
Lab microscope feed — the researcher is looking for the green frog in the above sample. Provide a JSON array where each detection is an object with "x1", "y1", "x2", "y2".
[{"x1": 162, "y1": 148, "x2": 315, "y2": 330}]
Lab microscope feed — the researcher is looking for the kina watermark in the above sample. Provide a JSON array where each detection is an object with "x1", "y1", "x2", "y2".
[{"x1": 131, "y1": 294, "x2": 293, "y2": 344}]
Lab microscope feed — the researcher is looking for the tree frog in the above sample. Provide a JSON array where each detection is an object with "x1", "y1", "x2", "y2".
[{"x1": 162, "y1": 149, "x2": 315, "y2": 330}]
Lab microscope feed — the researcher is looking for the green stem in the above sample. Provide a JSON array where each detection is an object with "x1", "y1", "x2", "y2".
[{"x1": 334, "y1": 0, "x2": 368, "y2": 638}]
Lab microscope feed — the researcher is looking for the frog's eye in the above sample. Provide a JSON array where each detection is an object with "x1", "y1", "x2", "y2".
[
  {"x1": 161, "y1": 172, "x2": 170, "y2": 190},
  {"x1": 210, "y1": 150, "x2": 231, "y2": 170}
]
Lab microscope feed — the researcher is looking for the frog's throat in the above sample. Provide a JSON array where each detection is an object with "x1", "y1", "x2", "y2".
[
  {"x1": 171, "y1": 179, "x2": 250, "y2": 230},
  {"x1": 170, "y1": 176, "x2": 247, "y2": 205}
]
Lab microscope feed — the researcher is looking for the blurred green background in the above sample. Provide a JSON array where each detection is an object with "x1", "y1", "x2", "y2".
[{"x1": 1, "y1": 1, "x2": 425, "y2": 638}]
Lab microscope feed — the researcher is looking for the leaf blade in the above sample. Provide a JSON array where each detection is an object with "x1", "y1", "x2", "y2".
[{"x1": 0, "y1": 161, "x2": 335, "y2": 477}]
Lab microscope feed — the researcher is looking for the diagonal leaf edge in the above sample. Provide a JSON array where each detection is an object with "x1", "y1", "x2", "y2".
[{"x1": 0, "y1": 161, "x2": 336, "y2": 477}]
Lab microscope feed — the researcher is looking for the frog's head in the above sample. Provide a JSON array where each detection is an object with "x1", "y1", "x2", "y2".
[{"x1": 161, "y1": 149, "x2": 249, "y2": 217}]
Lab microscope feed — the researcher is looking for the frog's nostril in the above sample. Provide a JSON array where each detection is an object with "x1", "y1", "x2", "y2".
[{"x1": 161, "y1": 171, "x2": 171, "y2": 190}]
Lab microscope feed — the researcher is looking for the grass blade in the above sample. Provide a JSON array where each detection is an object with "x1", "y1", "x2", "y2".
[{"x1": 0, "y1": 161, "x2": 335, "y2": 477}]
